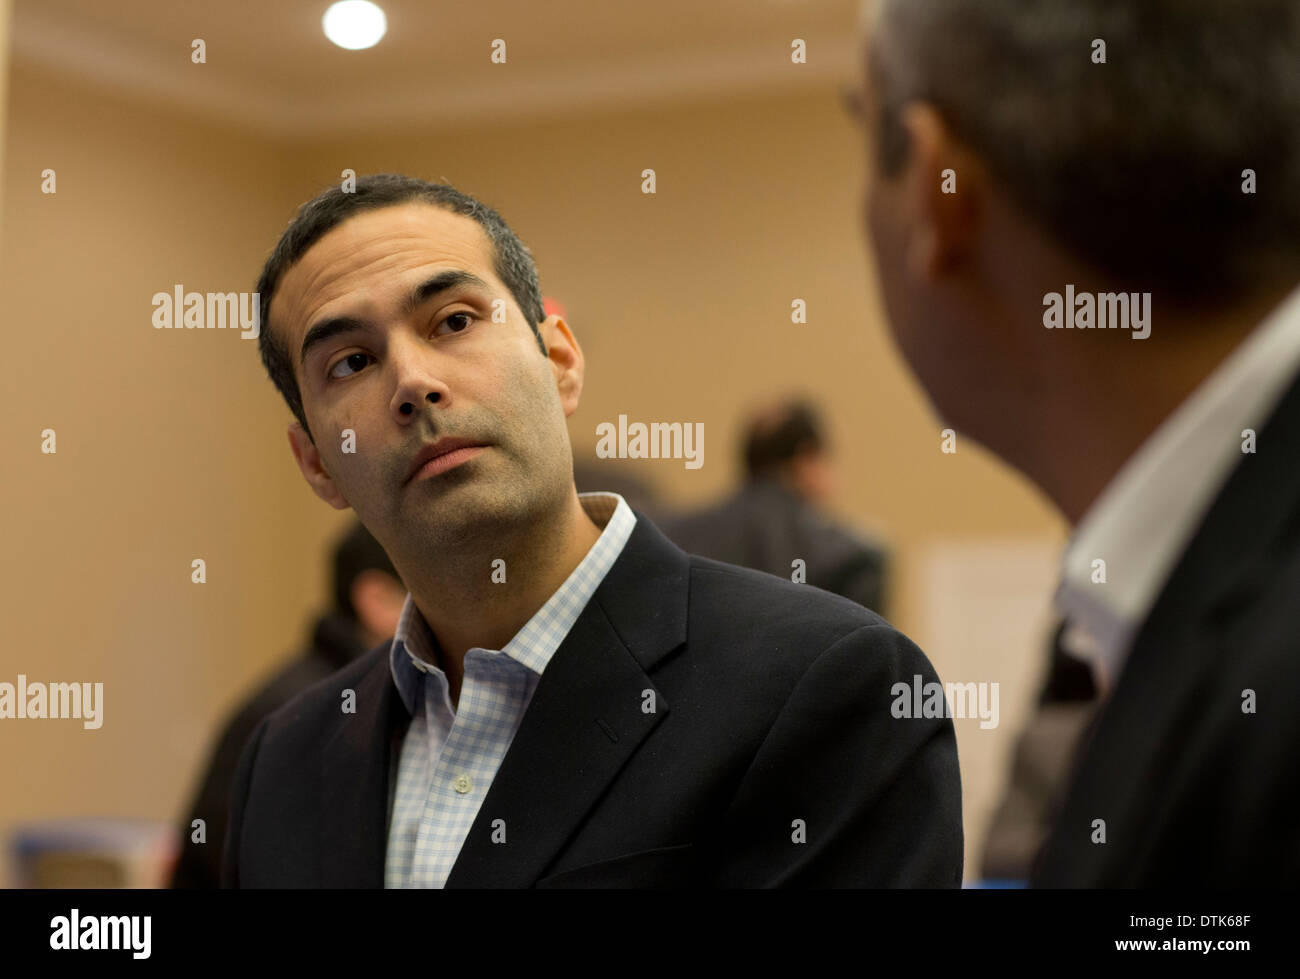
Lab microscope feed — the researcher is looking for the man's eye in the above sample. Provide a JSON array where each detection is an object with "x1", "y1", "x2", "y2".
[
  {"x1": 328, "y1": 352, "x2": 371, "y2": 380},
  {"x1": 434, "y1": 311, "x2": 475, "y2": 336}
]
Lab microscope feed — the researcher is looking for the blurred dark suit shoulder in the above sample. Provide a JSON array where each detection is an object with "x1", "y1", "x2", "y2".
[
  {"x1": 170, "y1": 613, "x2": 365, "y2": 888},
  {"x1": 661, "y1": 479, "x2": 890, "y2": 615}
]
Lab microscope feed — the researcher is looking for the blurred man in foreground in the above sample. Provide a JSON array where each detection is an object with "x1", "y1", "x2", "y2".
[{"x1": 851, "y1": 0, "x2": 1300, "y2": 885}]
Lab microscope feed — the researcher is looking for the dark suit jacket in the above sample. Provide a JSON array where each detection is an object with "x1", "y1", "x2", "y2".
[
  {"x1": 979, "y1": 623, "x2": 1098, "y2": 881},
  {"x1": 223, "y1": 514, "x2": 961, "y2": 887},
  {"x1": 660, "y1": 478, "x2": 890, "y2": 616},
  {"x1": 1032, "y1": 367, "x2": 1300, "y2": 886},
  {"x1": 171, "y1": 613, "x2": 366, "y2": 888}
]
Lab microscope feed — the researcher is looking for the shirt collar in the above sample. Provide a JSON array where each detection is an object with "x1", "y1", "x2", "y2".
[
  {"x1": 388, "y1": 492, "x2": 637, "y2": 715},
  {"x1": 1054, "y1": 282, "x2": 1300, "y2": 688}
]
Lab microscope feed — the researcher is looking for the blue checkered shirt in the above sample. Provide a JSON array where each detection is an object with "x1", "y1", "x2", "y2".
[{"x1": 383, "y1": 492, "x2": 637, "y2": 888}]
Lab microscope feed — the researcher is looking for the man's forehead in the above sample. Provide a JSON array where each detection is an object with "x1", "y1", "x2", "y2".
[{"x1": 271, "y1": 202, "x2": 494, "y2": 341}]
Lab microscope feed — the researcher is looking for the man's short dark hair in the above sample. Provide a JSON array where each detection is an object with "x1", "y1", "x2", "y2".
[
  {"x1": 255, "y1": 174, "x2": 548, "y2": 443},
  {"x1": 743, "y1": 401, "x2": 826, "y2": 479},
  {"x1": 867, "y1": 0, "x2": 1300, "y2": 303}
]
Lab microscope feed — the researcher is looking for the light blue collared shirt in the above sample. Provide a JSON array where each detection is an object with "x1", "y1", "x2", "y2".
[{"x1": 384, "y1": 492, "x2": 636, "y2": 888}]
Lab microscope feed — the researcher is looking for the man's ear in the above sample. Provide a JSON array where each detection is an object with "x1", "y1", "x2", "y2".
[
  {"x1": 538, "y1": 314, "x2": 585, "y2": 417},
  {"x1": 287, "y1": 421, "x2": 351, "y2": 510},
  {"x1": 897, "y1": 103, "x2": 982, "y2": 282}
]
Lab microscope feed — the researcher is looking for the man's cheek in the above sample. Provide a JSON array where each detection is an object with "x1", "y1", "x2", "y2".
[
  {"x1": 866, "y1": 202, "x2": 918, "y2": 354},
  {"x1": 865, "y1": 189, "x2": 896, "y2": 290}
]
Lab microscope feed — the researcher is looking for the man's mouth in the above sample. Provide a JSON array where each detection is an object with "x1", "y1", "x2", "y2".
[{"x1": 405, "y1": 437, "x2": 489, "y2": 484}]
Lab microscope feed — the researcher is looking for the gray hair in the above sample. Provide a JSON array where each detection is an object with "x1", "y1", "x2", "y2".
[{"x1": 864, "y1": 0, "x2": 1300, "y2": 302}]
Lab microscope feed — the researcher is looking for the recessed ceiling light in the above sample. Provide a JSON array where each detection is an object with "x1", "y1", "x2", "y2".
[{"x1": 322, "y1": 1, "x2": 388, "y2": 51}]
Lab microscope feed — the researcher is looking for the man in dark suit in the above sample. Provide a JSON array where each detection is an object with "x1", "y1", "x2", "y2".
[
  {"x1": 851, "y1": 0, "x2": 1300, "y2": 884},
  {"x1": 661, "y1": 398, "x2": 890, "y2": 616},
  {"x1": 226, "y1": 173, "x2": 962, "y2": 887},
  {"x1": 171, "y1": 520, "x2": 404, "y2": 888}
]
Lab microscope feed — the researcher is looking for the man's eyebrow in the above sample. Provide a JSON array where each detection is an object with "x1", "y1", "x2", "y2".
[{"x1": 298, "y1": 269, "x2": 492, "y2": 368}]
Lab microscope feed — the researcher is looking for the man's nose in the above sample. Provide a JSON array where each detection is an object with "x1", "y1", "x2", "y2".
[{"x1": 388, "y1": 336, "x2": 453, "y2": 421}]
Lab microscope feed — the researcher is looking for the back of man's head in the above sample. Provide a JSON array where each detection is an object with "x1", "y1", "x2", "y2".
[
  {"x1": 865, "y1": 0, "x2": 1300, "y2": 304},
  {"x1": 743, "y1": 401, "x2": 826, "y2": 485}
]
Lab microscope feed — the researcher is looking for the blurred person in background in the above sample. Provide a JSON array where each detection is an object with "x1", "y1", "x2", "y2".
[
  {"x1": 170, "y1": 519, "x2": 405, "y2": 888},
  {"x1": 851, "y1": 0, "x2": 1300, "y2": 884},
  {"x1": 558, "y1": 294, "x2": 673, "y2": 526},
  {"x1": 662, "y1": 398, "x2": 890, "y2": 616},
  {"x1": 572, "y1": 460, "x2": 670, "y2": 526}
]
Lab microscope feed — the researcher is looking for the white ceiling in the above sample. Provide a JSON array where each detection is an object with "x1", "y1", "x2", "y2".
[{"x1": 11, "y1": 0, "x2": 864, "y2": 137}]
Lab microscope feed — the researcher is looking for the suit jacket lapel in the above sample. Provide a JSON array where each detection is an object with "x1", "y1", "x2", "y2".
[
  {"x1": 319, "y1": 643, "x2": 410, "y2": 887},
  {"x1": 1036, "y1": 366, "x2": 1300, "y2": 884},
  {"x1": 445, "y1": 515, "x2": 691, "y2": 887}
]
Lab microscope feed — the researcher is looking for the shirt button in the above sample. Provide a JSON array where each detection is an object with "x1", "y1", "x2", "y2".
[{"x1": 452, "y1": 774, "x2": 472, "y2": 794}]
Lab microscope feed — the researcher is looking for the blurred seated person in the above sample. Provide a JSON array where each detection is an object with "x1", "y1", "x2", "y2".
[
  {"x1": 558, "y1": 295, "x2": 672, "y2": 527},
  {"x1": 661, "y1": 399, "x2": 890, "y2": 616},
  {"x1": 170, "y1": 519, "x2": 406, "y2": 888},
  {"x1": 572, "y1": 459, "x2": 669, "y2": 525}
]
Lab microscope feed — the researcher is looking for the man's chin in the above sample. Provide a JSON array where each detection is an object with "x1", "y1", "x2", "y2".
[{"x1": 403, "y1": 486, "x2": 527, "y2": 546}]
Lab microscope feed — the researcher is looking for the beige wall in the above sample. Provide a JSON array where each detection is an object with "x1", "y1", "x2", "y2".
[
  {"x1": 1, "y1": 55, "x2": 1067, "y2": 882},
  {"x1": 0, "y1": 0, "x2": 10, "y2": 238},
  {"x1": 0, "y1": 60, "x2": 321, "y2": 881}
]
